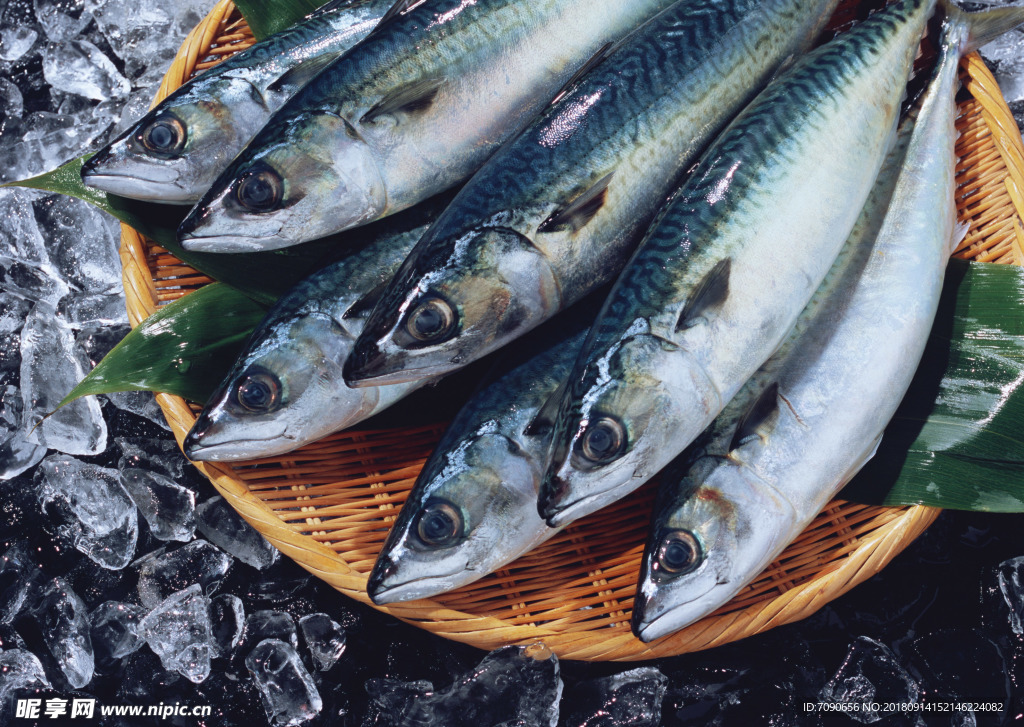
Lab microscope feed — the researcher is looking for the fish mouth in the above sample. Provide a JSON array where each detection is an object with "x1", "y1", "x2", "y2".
[
  {"x1": 184, "y1": 421, "x2": 292, "y2": 462},
  {"x1": 542, "y1": 484, "x2": 625, "y2": 529},
  {"x1": 178, "y1": 231, "x2": 284, "y2": 253},
  {"x1": 343, "y1": 350, "x2": 456, "y2": 388},
  {"x1": 367, "y1": 562, "x2": 471, "y2": 605}
]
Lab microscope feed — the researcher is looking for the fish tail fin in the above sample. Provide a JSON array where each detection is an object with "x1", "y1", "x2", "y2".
[{"x1": 940, "y1": 0, "x2": 1024, "y2": 54}]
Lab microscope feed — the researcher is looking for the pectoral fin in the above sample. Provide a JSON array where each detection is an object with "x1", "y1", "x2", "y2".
[
  {"x1": 537, "y1": 172, "x2": 614, "y2": 234},
  {"x1": 361, "y1": 78, "x2": 446, "y2": 124}
]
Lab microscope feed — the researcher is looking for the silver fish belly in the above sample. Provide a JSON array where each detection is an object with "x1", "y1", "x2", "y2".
[
  {"x1": 537, "y1": 0, "x2": 935, "y2": 529},
  {"x1": 81, "y1": 0, "x2": 393, "y2": 203},
  {"x1": 367, "y1": 319, "x2": 588, "y2": 604},
  {"x1": 342, "y1": 0, "x2": 841, "y2": 387},
  {"x1": 176, "y1": 0, "x2": 679, "y2": 252}
]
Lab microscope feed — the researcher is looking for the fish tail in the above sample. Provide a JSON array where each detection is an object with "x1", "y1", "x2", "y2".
[{"x1": 940, "y1": 0, "x2": 1024, "y2": 54}]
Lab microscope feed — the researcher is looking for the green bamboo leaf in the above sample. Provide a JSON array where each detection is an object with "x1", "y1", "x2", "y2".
[
  {"x1": 234, "y1": 0, "x2": 330, "y2": 40},
  {"x1": 842, "y1": 259, "x2": 1024, "y2": 512},
  {"x1": 5, "y1": 155, "x2": 344, "y2": 305},
  {"x1": 60, "y1": 283, "x2": 269, "y2": 407}
]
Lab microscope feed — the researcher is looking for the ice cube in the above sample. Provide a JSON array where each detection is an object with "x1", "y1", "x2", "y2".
[
  {"x1": 140, "y1": 584, "x2": 214, "y2": 683},
  {"x1": 0, "y1": 26, "x2": 38, "y2": 62},
  {"x1": 119, "y1": 466, "x2": 196, "y2": 542},
  {"x1": 0, "y1": 649, "x2": 50, "y2": 708},
  {"x1": 0, "y1": 541, "x2": 43, "y2": 624},
  {"x1": 58, "y1": 291, "x2": 128, "y2": 328},
  {"x1": 196, "y1": 496, "x2": 278, "y2": 570},
  {"x1": 41, "y1": 39, "x2": 129, "y2": 101},
  {"x1": 240, "y1": 611, "x2": 298, "y2": 652},
  {"x1": 135, "y1": 539, "x2": 232, "y2": 608},
  {"x1": 366, "y1": 643, "x2": 562, "y2": 727},
  {"x1": 0, "y1": 111, "x2": 113, "y2": 183},
  {"x1": 246, "y1": 639, "x2": 322, "y2": 726},
  {"x1": 208, "y1": 593, "x2": 244, "y2": 657},
  {"x1": 819, "y1": 636, "x2": 919, "y2": 724},
  {"x1": 35, "y1": 455, "x2": 137, "y2": 569},
  {"x1": 116, "y1": 436, "x2": 184, "y2": 481},
  {"x1": 0, "y1": 255, "x2": 70, "y2": 306},
  {"x1": 20, "y1": 302, "x2": 107, "y2": 456},
  {"x1": 90, "y1": 600, "x2": 146, "y2": 662},
  {"x1": 0, "y1": 384, "x2": 47, "y2": 480},
  {"x1": 84, "y1": 0, "x2": 208, "y2": 82},
  {"x1": 34, "y1": 194, "x2": 122, "y2": 294},
  {"x1": 33, "y1": 0, "x2": 91, "y2": 42},
  {"x1": 298, "y1": 613, "x2": 346, "y2": 672},
  {"x1": 106, "y1": 391, "x2": 171, "y2": 431},
  {"x1": 996, "y1": 555, "x2": 1024, "y2": 636},
  {"x1": 29, "y1": 576, "x2": 94, "y2": 689},
  {"x1": 561, "y1": 667, "x2": 667, "y2": 727},
  {"x1": 0, "y1": 189, "x2": 48, "y2": 264}
]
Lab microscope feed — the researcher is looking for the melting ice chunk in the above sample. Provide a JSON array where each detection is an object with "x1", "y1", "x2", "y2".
[
  {"x1": 246, "y1": 639, "x2": 322, "y2": 726},
  {"x1": 561, "y1": 667, "x2": 667, "y2": 727},
  {"x1": 0, "y1": 649, "x2": 50, "y2": 707},
  {"x1": 1, "y1": 385, "x2": 47, "y2": 480},
  {"x1": 41, "y1": 39, "x2": 130, "y2": 101},
  {"x1": 119, "y1": 467, "x2": 196, "y2": 542},
  {"x1": 0, "y1": 27, "x2": 38, "y2": 62},
  {"x1": 240, "y1": 611, "x2": 298, "y2": 652},
  {"x1": 135, "y1": 539, "x2": 232, "y2": 608},
  {"x1": 29, "y1": 576, "x2": 94, "y2": 689},
  {"x1": 208, "y1": 593, "x2": 244, "y2": 657},
  {"x1": 35, "y1": 455, "x2": 137, "y2": 569},
  {"x1": 298, "y1": 613, "x2": 346, "y2": 672},
  {"x1": 997, "y1": 555, "x2": 1024, "y2": 636},
  {"x1": 20, "y1": 302, "x2": 107, "y2": 456},
  {"x1": 366, "y1": 643, "x2": 563, "y2": 727},
  {"x1": 33, "y1": 0, "x2": 92, "y2": 42},
  {"x1": 34, "y1": 194, "x2": 122, "y2": 294},
  {"x1": 819, "y1": 636, "x2": 919, "y2": 724},
  {"x1": 140, "y1": 584, "x2": 214, "y2": 683},
  {"x1": 196, "y1": 496, "x2": 278, "y2": 570},
  {"x1": 90, "y1": 600, "x2": 146, "y2": 663}
]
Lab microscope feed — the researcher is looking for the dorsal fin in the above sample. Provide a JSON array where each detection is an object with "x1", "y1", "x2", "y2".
[
  {"x1": 360, "y1": 77, "x2": 445, "y2": 124},
  {"x1": 266, "y1": 53, "x2": 342, "y2": 95},
  {"x1": 676, "y1": 258, "x2": 731, "y2": 331},
  {"x1": 729, "y1": 382, "x2": 780, "y2": 452},
  {"x1": 307, "y1": 0, "x2": 356, "y2": 19},
  {"x1": 549, "y1": 41, "x2": 615, "y2": 107},
  {"x1": 375, "y1": 0, "x2": 428, "y2": 30},
  {"x1": 537, "y1": 172, "x2": 614, "y2": 235},
  {"x1": 343, "y1": 279, "x2": 388, "y2": 320},
  {"x1": 524, "y1": 376, "x2": 570, "y2": 437}
]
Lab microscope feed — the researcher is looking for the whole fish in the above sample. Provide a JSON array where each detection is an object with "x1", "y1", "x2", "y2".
[
  {"x1": 176, "y1": 0, "x2": 679, "y2": 252},
  {"x1": 367, "y1": 316, "x2": 589, "y2": 604},
  {"x1": 537, "y1": 0, "x2": 934, "y2": 529},
  {"x1": 632, "y1": 4, "x2": 1022, "y2": 641},
  {"x1": 81, "y1": 0, "x2": 393, "y2": 204},
  {"x1": 343, "y1": 0, "x2": 841, "y2": 387},
  {"x1": 182, "y1": 193, "x2": 453, "y2": 462}
]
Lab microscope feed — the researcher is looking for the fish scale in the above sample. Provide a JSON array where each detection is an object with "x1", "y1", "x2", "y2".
[
  {"x1": 344, "y1": 0, "x2": 841, "y2": 386},
  {"x1": 539, "y1": 0, "x2": 934, "y2": 529}
]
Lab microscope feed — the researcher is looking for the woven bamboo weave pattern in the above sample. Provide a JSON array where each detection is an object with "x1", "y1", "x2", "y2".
[{"x1": 116, "y1": 0, "x2": 1024, "y2": 661}]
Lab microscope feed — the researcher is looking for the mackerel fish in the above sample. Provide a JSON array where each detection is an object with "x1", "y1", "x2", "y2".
[
  {"x1": 182, "y1": 192, "x2": 454, "y2": 462},
  {"x1": 367, "y1": 314, "x2": 589, "y2": 604},
  {"x1": 538, "y1": 0, "x2": 935, "y2": 528},
  {"x1": 81, "y1": 0, "x2": 393, "y2": 204},
  {"x1": 632, "y1": 4, "x2": 1024, "y2": 641},
  {"x1": 176, "y1": 0, "x2": 679, "y2": 252},
  {"x1": 342, "y1": 0, "x2": 841, "y2": 387}
]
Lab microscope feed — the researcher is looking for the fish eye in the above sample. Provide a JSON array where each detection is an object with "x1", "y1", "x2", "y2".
[
  {"x1": 236, "y1": 165, "x2": 283, "y2": 213},
  {"x1": 235, "y1": 371, "x2": 281, "y2": 413},
  {"x1": 414, "y1": 499, "x2": 463, "y2": 548},
  {"x1": 655, "y1": 530, "x2": 703, "y2": 576},
  {"x1": 138, "y1": 114, "x2": 186, "y2": 157},
  {"x1": 405, "y1": 296, "x2": 457, "y2": 343},
  {"x1": 578, "y1": 416, "x2": 626, "y2": 465}
]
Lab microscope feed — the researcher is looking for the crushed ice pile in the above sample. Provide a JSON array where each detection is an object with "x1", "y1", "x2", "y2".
[{"x1": 1, "y1": 0, "x2": 1023, "y2": 724}]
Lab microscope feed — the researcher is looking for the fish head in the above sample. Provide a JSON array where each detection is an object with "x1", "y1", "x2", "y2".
[
  {"x1": 368, "y1": 430, "x2": 548, "y2": 603},
  {"x1": 539, "y1": 332, "x2": 718, "y2": 527},
  {"x1": 177, "y1": 111, "x2": 386, "y2": 252},
  {"x1": 631, "y1": 468, "x2": 797, "y2": 643},
  {"x1": 184, "y1": 307, "x2": 373, "y2": 461},
  {"x1": 346, "y1": 226, "x2": 560, "y2": 385},
  {"x1": 81, "y1": 77, "x2": 271, "y2": 203}
]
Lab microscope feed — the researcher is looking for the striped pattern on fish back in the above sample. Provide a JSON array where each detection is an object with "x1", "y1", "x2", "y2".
[{"x1": 582, "y1": 0, "x2": 929, "y2": 355}]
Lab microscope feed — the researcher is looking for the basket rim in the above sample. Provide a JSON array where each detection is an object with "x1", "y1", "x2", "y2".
[{"x1": 116, "y1": 0, "x2": 1024, "y2": 660}]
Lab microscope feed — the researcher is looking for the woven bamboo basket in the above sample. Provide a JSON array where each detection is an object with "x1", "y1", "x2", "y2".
[{"x1": 117, "y1": 0, "x2": 1024, "y2": 661}]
